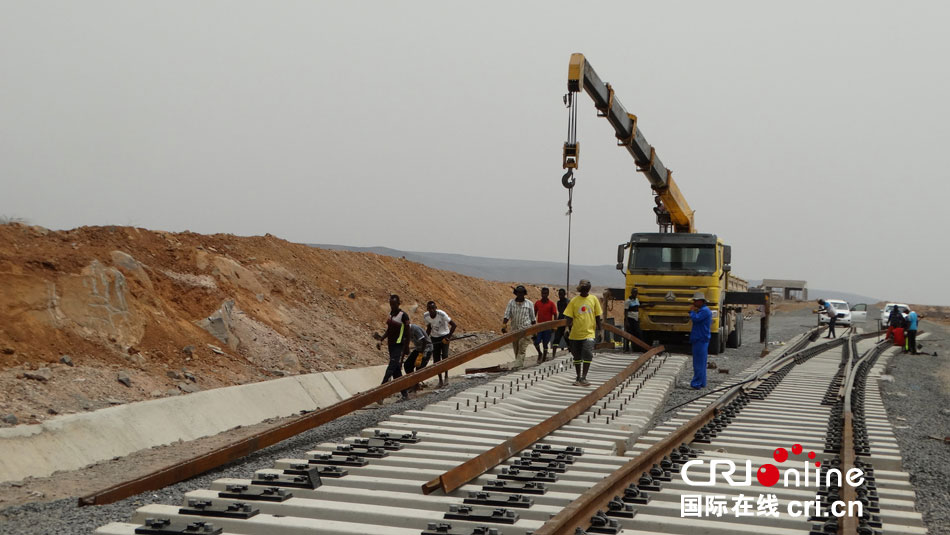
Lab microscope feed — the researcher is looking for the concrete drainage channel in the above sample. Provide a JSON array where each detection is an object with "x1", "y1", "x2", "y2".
[{"x1": 94, "y1": 351, "x2": 687, "y2": 534}]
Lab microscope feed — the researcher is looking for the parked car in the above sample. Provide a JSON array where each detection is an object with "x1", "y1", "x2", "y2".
[
  {"x1": 880, "y1": 303, "x2": 910, "y2": 329},
  {"x1": 849, "y1": 303, "x2": 868, "y2": 324},
  {"x1": 819, "y1": 299, "x2": 866, "y2": 327}
]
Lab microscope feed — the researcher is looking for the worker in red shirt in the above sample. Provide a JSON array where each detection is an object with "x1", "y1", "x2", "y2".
[{"x1": 533, "y1": 287, "x2": 559, "y2": 363}]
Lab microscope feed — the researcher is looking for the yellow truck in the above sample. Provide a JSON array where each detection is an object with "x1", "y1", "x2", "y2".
[
  {"x1": 562, "y1": 53, "x2": 766, "y2": 353},
  {"x1": 616, "y1": 233, "x2": 750, "y2": 353}
]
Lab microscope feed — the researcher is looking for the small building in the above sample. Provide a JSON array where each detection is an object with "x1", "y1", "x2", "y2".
[{"x1": 761, "y1": 279, "x2": 808, "y2": 301}]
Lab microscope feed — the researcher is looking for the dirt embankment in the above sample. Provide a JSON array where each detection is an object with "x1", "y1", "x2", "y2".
[{"x1": 0, "y1": 224, "x2": 545, "y2": 425}]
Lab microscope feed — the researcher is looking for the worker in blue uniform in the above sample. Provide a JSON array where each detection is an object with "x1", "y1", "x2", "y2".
[{"x1": 688, "y1": 291, "x2": 712, "y2": 389}]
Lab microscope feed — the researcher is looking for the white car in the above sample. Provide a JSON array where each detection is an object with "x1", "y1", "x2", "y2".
[
  {"x1": 819, "y1": 299, "x2": 867, "y2": 327},
  {"x1": 880, "y1": 303, "x2": 909, "y2": 328}
]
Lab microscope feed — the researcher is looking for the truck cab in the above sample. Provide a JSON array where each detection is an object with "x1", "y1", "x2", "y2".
[{"x1": 618, "y1": 232, "x2": 743, "y2": 353}]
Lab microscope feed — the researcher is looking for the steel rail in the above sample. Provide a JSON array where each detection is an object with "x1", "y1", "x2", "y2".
[
  {"x1": 533, "y1": 328, "x2": 854, "y2": 535},
  {"x1": 837, "y1": 335, "x2": 888, "y2": 535},
  {"x1": 80, "y1": 320, "x2": 572, "y2": 505},
  {"x1": 603, "y1": 322, "x2": 652, "y2": 351},
  {"x1": 422, "y1": 326, "x2": 663, "y2": 495},
  {"x1": 839, "y1": 333, "x2": 860, "y2": 534}
]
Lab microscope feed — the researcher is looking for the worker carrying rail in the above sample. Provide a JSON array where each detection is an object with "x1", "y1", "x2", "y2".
[{"x1": 560, "y1": 53, "x2": 769, "y2": 353}]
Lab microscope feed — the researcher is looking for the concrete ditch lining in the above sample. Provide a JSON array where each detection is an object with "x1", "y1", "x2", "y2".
[{"x1": 0, "y1": 347, "x2": 520, "y2": 483}]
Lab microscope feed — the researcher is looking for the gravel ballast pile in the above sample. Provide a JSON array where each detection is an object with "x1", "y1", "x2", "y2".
[{"x1": 879, "y1": 318, "x2": 950, "y2": 534}]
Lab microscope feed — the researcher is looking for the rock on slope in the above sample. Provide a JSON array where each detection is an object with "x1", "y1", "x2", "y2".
[{"x1": 0, "y1": 224, "x2": 536, "y2": 424}]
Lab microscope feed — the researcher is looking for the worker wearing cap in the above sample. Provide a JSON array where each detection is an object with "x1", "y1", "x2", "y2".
[
  {"x1": 502, "y1": 285, "x2": 536, "y2": 370},
  {"x1": 688, "y1": 291, "x2": 712, "y2": 389},
  {"x1": 564, "y1": 279, "x2": 603, "y2": 386}
]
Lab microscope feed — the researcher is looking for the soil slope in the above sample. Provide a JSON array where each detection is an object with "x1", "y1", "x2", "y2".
[{"x1": 0, "y1": 224, "x2": 544, "y2": 424}]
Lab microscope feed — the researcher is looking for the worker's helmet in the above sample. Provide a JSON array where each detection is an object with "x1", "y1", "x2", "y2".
[{"x1": 691, "y1": 291, "x2": 708, "y2": 302}]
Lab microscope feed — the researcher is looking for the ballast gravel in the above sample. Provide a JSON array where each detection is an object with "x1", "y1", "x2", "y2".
[
  {"x1": 658, "y1": 306, "x2": 818, "y2": 424},
  {"x1": 879, "y1": 318, "x2": 950, "y2": 535}
]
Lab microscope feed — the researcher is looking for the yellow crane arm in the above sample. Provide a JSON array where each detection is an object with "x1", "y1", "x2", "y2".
[{"x1": 565, "y1": 53, "x2": 695, "y2": 233}]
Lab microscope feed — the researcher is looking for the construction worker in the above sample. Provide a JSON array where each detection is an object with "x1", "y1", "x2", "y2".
[
  {"x1": 564, "y1": 279, "x2": 602, "y2": 386},
  {"x1": 533, "y1": 287, "x2": 558, "y2": 363},
  {"x1": 376, "y1": 294, "x2": 411, "y2": 400},
  {"x1": 623, "y1": 288, "x2": 642, "y2": 353},
  {"x1": 501, "y1": 285, "x2": 536, "y2": 370},
  {"x1": 817, "y1": 299, "x2": 837, "y2": 339},
  {"x1": 906, "y1": 308, "x2": 919, "y2": 355},
  {"x1": 688, "y1": 291, "x2": 712, "y2": 389},
  {"x1": 424, "y1": 301, "x2": 457, "y2": 387},
  {"x1": 886, "y1": 305, "x2": 905, "y2": 343},
  {"x1": 403, "y1": 324, "x2": 433, "y2": 376},
  {"x1": 551, "y1": 288, "x2": 569, "y2": 359}
]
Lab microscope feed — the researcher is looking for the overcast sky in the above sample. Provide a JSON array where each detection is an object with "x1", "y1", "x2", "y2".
[{"x1": 2, "y1": 1, "x2": 948, "y2": 305}]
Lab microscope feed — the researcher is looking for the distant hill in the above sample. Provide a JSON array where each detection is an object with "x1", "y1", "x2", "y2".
[
  {"x1": 310, "y1": 244, "x2": 620, "y2": 287},
  {"x1": 311, "y1": 245, "x2": 881, "y2": 304}
]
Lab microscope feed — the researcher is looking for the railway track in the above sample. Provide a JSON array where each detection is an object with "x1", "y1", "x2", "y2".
[{"x1": 94, "y1": 327, "x2": 927, "y2": 535}]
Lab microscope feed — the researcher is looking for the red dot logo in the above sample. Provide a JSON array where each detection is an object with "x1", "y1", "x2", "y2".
[
  {"x1": 773, "y1": 448, "x2": 788, "y2": 463},
  {"x1": 815, "y1": 462, "x2": 821, "y2": 467},
  {"x1": 792, "y1": 444, "x2": 803, "y2": 455},
  {"x1": 807, "y1": 451, "x2": 816, "y2": 460},
  {"x1": 756, "y1": 464, "x2": 780, "y2": 487}
]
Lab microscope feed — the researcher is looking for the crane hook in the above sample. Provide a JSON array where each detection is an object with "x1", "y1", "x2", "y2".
[{"x1": 561, "y1": 168, "x2": 576, "y2": 189}]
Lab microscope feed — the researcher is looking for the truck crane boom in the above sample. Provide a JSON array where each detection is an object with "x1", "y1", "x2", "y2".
[
  {"x1": 563, "y1": 53, "x2": 695, "y2": 233},
  {"x1": 560, "y1": 53, "x2": 768, "y2": 354}
]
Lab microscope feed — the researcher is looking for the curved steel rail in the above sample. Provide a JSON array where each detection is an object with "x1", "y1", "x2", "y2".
[
  {"x1": 533, "y1": 328, "x2": 880, "y2": 535},
  {"x1": 837, "y1": 336, "x2": 889, "y2": 535}
]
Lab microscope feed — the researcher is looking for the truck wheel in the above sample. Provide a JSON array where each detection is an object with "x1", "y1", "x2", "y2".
[
  {"x1": 709, "y1": 332, "x2": 722, "y2": 355},
  {"x1": 737, "y1": 314, "x2": 743, "y2": 347},
  {"x1": 727, "y1": 314, "x2": 743, "y2": 348}
]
